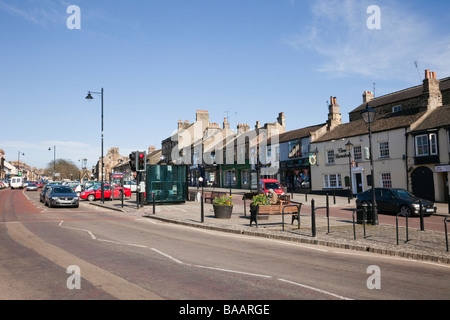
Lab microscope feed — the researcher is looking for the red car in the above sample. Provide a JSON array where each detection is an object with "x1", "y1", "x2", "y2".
[
  {"x1": 258, "y1": 179, "x2": 285, "y2": 195},
  {"x1": 80, "y1": 184, "x2": 132, "y2": 201}
]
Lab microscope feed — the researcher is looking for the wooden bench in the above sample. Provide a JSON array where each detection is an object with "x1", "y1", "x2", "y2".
[
  {"x1": 204, "y1": 191, "x2": 227, "y2": 203},
  {"x1": 250, "y1": 204, "x2": 302, "y2": 231}
]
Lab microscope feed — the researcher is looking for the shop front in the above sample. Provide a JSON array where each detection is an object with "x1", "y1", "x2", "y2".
[{"x1": 280, "y1": 158, "x2": 311, "y2": 192}]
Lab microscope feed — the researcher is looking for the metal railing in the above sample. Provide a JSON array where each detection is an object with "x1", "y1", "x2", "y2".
[
  {"x1": 351, "y1": 208, "x2": 367, "y2": 240},
  {"x1": 396, "y1": 212, "x2": 410, "y2": 245},
  {"x1": 445, "y1": 217, "x2": 449, "y2": 252}
]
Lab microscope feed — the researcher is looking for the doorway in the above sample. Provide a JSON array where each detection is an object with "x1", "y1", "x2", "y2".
[
  {"x1": 355, "y1": 173, "x2": 364, "y2": 194},
  {"x1": 411, "y1": 166, "x2": 435, "y2": 201}
]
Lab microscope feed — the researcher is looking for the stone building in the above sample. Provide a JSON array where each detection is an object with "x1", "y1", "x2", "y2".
[
  {"x1": 310, "y1": 69, "x2": 450, "y2": 202},
  {"x1": 94, "y1": 147, "x2": 128, "y2": 182}
]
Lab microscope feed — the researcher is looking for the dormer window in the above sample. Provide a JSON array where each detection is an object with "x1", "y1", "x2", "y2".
[{"x1": 392, "y1": 105, "x2": 402, "y2": 113}]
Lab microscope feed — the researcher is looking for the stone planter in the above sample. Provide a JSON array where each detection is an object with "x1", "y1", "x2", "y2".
[{"x1": 213, "y1": 205, "x2": 233, "y2": 219}]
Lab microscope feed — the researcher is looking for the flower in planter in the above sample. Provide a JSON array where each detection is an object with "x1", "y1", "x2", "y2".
[
  {"x1": 251, "y1": 194, "x2": 270, "y2": 206},
  {"x1": 213, "y1": 195, "x2": 233, "y2": 206}
]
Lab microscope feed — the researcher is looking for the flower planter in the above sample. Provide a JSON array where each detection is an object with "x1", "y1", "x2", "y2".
[
  {"x1": 213, "y1": 205, "x2": 233, "y2": 219},
  {"x1": 250, "y1": 204, "x2": 269, "y2": 220}
]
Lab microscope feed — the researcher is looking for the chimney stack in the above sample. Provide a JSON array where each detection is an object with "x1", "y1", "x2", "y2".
[
  {"x1": 223, "y1": 117, "x2": 230, "y2": 130},
  {"x1": 327, "y1": 95, "x2": 342, "y2": 130},
  {"x1": 423, "y1": 69, "x2": 442, "y2": 110},
  {"x1": 363, "y1": 91, "x2": 374, "y2": 104},
  {"x1": 277, "y1": 112, "x2": 286, "y2": 127}
]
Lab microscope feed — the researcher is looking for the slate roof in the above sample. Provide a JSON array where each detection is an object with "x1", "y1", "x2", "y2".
[
  {"x1": 278, "y1": 124, "x2": 326, "y2": 143},
  {"x1": 412, "y1": 104, "x2": 450, "y2": 132},
  {"x1": 314, "y1": 108, "x2": 427, "y2": 143},
  {"x1": 350, "y1": 77, "x2": 450, "y2": 114}
]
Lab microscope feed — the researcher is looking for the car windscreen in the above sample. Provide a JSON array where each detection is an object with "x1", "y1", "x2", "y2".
[
  {"x1": 391, "y1": 189, "x2": 414, "y2": 199},
  {"x1": 264, "y1": 182, "x2": 281, "y2": 190},
  {"x1": 52, "y1": 187, "x2": 74, "y2": 194}
]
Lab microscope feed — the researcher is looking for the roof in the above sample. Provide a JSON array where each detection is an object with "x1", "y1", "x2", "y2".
[
  {"x1": 412, "y1": 104, "x2": 450, "y2": 132},
  {"x1": 314, "y1": 108, "x2": 426, "y2": 143},
  {"x1": 350, "y1": 77, "x2": 450, "y2": 114},
  {"x1": 278, "y1": 124, "x2": 326, "y2": 143}
]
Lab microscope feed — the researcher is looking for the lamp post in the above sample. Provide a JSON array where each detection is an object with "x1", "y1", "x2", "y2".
[
  {"x1": 48, "y1": 146, "x2": 55, "y2": 181},
  {"x1": 345, "y1": 140, "x2": 354, "y2": 200},
  {"x1": 17, "y1": 151, "x2": 24, "y2": 177},
  {"x1": 85, "y1": 88, "x2": 104, "y2": 203},
  {"x1": 360, "y1": 103, "x2": 379, "y2": 225}
]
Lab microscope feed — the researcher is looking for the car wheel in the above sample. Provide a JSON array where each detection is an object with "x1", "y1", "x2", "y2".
[
  {"x1": 87, "y1": 194, "x2": 95, "y2": 202},
  {"x1": 400, "y1": 205, "x2": 412, "y2": 217}
]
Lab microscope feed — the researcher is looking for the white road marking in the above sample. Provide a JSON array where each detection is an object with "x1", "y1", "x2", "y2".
[
  {"x1": 151, "y1": 248, "x2": 185, "y2": 265},
  {"x1": 278, "y1": 278, "x2": 353, "y2": 300},
  {"x1": 59, "y1": 221, "x2": 96, "y2": 240},
  {"x1": 193, "y1": 264, "x2": 273, "y2": 279}
]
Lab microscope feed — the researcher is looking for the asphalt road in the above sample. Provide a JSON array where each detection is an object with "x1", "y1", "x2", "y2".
[{"x1": 1, "y1": 188, "x2": 449, "y2": 302}]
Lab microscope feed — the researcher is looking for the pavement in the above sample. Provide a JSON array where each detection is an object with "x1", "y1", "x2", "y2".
[{"x1": 90, "y1": 188, "x2": 450, "y2": 265}]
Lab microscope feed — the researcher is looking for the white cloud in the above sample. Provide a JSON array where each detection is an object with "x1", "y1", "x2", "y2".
[
  {"x1": 0, "y1": 0, "x2": 70, "y2": 28},
  {"x1": 284, "y1": 0, "x2": 450, "y2": 81}
]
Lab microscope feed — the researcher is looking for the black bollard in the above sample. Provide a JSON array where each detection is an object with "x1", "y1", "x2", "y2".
[{"x1": 311, "y1": 199, "x2": 316, "y2": 237}]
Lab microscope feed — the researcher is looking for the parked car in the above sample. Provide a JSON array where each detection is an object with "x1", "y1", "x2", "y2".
[
  {"x1": 10, "y1": 177, "x2": 24, "y2": 189},
  {"x1": 356, "y1": 188, "x2": 436, "y2": 217},
  {"x1": 123, "y1": 180, "x2": 137, "y2": 192},
  {"x1": 26, "y1": 183, "x2": 39, "y2": 191},
  {"x1": 258, "y1": 179, "x2": 285, "y2": 195},
  {"x1": 80, "y1": 184, "x2": 132, "y2": 201},
  {"x1": 40, "y1": 184, "x2": 54, "y2": 203},
  {"x1": 44, "y1": 185, "x2": 79, "y2": 208}
]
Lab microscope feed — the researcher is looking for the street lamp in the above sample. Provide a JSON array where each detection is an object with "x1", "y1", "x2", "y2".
[
  {"x1": 48, "y1": 146, "x2": 56, "y2": 181},
  {"x1": 18, "y1": 151, "x2": 25, "y2": 177},
  {"x1": 360, "y1": 103, "x2": 378, "y2": 225},
  {"x1": 345, "y1": 140, "x2": 354, "y2": 200},
  {"x1": 85, "y1": 88, "x2": 104, "y2": 203}
]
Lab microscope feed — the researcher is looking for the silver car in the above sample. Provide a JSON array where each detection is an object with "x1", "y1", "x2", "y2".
[
  {"x1": 45, "y1": 186, "x2": 79, "y2": 208},
  {"x1": 26, "y1": 183, "x2": 39, "y2": 191}
]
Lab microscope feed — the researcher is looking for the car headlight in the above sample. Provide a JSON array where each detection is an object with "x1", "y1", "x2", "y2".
[
  {"x1": 51, "y1": 197, "x2": 60, "y2": 201},
  {"x1": 412, "y1": 204, "x2": 420, "y2": 210}
]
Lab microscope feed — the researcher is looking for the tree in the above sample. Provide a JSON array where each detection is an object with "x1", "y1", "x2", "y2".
[{"x1": 45, "y1": 159, "x2": 80, "y2": 181}]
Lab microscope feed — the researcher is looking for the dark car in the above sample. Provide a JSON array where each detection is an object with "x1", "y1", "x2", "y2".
[
  {"x1": 44, "y1": 185, "x2": 79, "y2": 208},
  {"x1": 40, "y1": 184, "x2": 53, "y2": 203},
  {"x1": 356, "y1": 188, "x2": 436, "y2": 217}
]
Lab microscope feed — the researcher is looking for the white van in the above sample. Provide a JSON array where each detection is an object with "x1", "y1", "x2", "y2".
[{"x1": 11, "y1": 177, "x2": 24, "y2": 189}]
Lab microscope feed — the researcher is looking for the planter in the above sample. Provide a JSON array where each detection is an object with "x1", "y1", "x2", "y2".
[
  {"x1": 250, "y1": 204, "x2": 269, "y2": 220},
  {"x1": 213, "y1": 205, "x2": 233, "y2": 219}
]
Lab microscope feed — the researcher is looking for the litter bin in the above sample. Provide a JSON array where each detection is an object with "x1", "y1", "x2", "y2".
[{"x1": 357, "y1": 202, "x2": 374, "y2": 224}]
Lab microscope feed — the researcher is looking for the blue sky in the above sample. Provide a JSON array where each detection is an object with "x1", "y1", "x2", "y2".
[{"x1": 1, "y1": 0, "x2": 450, "y2": 170}]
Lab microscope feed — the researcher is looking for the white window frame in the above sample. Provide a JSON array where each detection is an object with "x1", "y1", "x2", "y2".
[
  {"x1": 379, "y1": 141, "x2": 390, "y2": 158},
  {"x1": 380, "y1": 172, "x2": 392, "y2": 188},
  {"x1": 327, "y1": 150, "x2": 335, "y2": 164},
  {"x1": 415, "y1": 133, "x2": 438, "y2": 157},
  {"x1": 392, "y1": 105, "x2": 402, "y2": 113},
  {"x1": 353, "y1": 146, "x2": 362, "y2": 162},
  {"x1": 323, "y1": 174, "x2": 342, "y2": 188}
]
